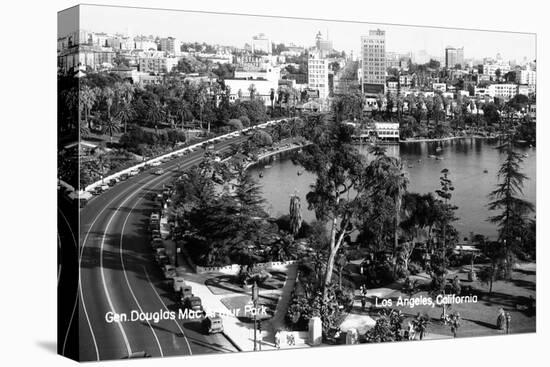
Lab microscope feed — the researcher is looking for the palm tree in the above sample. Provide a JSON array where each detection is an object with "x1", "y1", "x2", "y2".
[
  {"x1": 196, "y1": 85, "x2": 209, "y2": 131},
  {"x1": 411, "y1": 313, "x2": 430, "y2": 340},
  {"x1": 289, "y1": 194, "x2": 302, "y2": 237},
  {"x1": 248, "y1": 84, "x2": 257, "y2": 100},
  {"x1": 79, "y1": 85, "x2": 96, "y2": 130},
  {"x1": 116, "y1": 101, "x2": 134, "y2": 134},
  {"x1": 102, "y1": 117, "x2": 122, "y2": 143},
  {"x1": 378, "y1": 156, "x2": 409, "y2": 275},
  {"x1": 102, "y1": 87, "x2": 115, "y2": 121}
]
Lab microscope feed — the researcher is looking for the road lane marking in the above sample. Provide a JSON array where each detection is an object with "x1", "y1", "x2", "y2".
[
  {"x1": 142, "y1": 267, "x2": 193, "y2": 355},
  {"x1": 78, "y1": 137, "x2": 243, "y2": 359},
  {"x1": 119, "y1": 195, "x2": 165, "y2": 357},
  {"x1": 92, "y1": 155, "x2": 204, "y2": 357},
  {"x1": 58, "y1": 208, "x2": 80, "y2": 357},
  {"x1": 79, "y1": 182, "x2": 143, "y2": 360}
]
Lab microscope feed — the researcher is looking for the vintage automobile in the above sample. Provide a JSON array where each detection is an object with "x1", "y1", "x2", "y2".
[
  {"x1": 202, "y1": 315, "x2": 224, "y2": 334},
  {"x1": 182, "y1": 296, "x2": 203, "y2": 312}
]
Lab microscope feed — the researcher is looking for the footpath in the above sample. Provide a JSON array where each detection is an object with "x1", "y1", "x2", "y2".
[{"x1": 163, "y1": 239, "x2": 310, "y2": 352}]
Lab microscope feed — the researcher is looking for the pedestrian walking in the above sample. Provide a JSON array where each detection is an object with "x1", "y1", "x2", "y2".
[{"x1": 274, "y1": 330, "x2": 281, "y2": 349}]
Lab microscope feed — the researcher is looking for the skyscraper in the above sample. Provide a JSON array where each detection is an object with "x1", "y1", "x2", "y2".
[
  {"x1": 361, "y1": 29, "x2": 386, "y2": 95},
  {"x1": 308, "y1": 51, "x2": 329, "y2": 99},
  {"x1": 445, "y1": 46, "x2": 464, "y2": 68}
]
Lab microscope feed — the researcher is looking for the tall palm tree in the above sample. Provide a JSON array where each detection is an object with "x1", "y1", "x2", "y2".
[
  {"x1": 379, "y1": 156, "x2": 409, "y2": 274},
  {"x1": 102, "y1": 87, "x2": 115, "y2": 121},
  {"x1": 289, "y1": 194, "x2": 302, "y2": 237},
  {"x1": 411, "y1": 313, "x2": 430, "y2": 340},
  {"x1": 79, "y1": 85, "x2": 96, "y2": 130},
  {"x1": 102, "y1": 117, "x2": 121, "y2": 143},
  {"x1": 248, "y1": 83, "x2": 257, "y2": 100},
  {"x1": 116, "y1": 101, "x2": 134, "y2": 134}
]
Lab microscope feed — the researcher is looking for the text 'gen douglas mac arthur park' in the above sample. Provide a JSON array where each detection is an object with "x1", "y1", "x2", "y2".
[{"x1": 57, "y1": 4, "x2": 536, "y2": 362}]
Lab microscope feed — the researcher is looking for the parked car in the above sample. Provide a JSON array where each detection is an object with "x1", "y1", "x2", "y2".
[
  {"x1": 151, "y1": 229, "x2": 161, "y2": 239},
  {"x1": 150, "y1": 238, "x2": 163, "y2": 250},
  {"x1": 173, "y1": 276, "x2": 186, "y2": 293},
  {"x1": 182, "y1": 296, "x2": 203, "y2": 312},
  {"x1": 156, "y1": 254, "x2": 169, "y2": 266},
  {"x1": 179, "y1": 285, "x2": 193, "y2": 301},
  {"x1": 163, "y1": 265, "x2": 176, "y2": 279},
  {"x1": 202, "y1": 315, "x2": 224, "y2": 334},
  {"x1": 129, "y1": 169, "x2": 140, "y2": 176}
]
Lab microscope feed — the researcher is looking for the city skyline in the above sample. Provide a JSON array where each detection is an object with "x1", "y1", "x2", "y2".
[{"x1": 61, "y1": 4, "x2": 536, "y2": 63}]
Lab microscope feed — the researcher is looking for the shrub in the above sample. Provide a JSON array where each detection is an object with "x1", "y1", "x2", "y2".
[
  {"x1": 227, "y1": 119, "x2": 243, "y2": 130},
  {"x1": 238, "y1": 115, "x2": 251, "y2": 127},
  {"x1": 408, "y1": 262, "x2": 423, "y2": 276}
]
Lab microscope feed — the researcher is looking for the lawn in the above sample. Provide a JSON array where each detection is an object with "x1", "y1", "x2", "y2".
[
  {"x1": 205, "y1": 271, "x2": 287, "y2": 295},
  {"x1": 220, "y1": 293, "x2": 279, "y2": 323},
  {"x1": 363, "y1": 265, "x2": 536, "y2": 339}
]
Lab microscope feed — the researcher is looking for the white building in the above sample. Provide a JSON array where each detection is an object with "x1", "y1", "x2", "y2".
[
  {"x1": 515, "y1": 69, "x2": 536, "y2": 87},
  {"x1": 432, "y1": 82, "x2": 447, "y2": 92},
  {"x1": 361, "y1": 29, "x2": 386, "y2": 95},
  {"x1": 224, "y1": 79, "x2": 277, "y2": 106},
  {"x1": 488, "y1": 84, "x2": 518, "y2": 99},
  {"x1": 159, "y1": 37, "x2": 180, "y2": 55},
  {"x1": 234, "y1": 65, "x2": 281, "y2": 81},
  {"x1": 138, "y1": 54, "x2": 179, "y2": 74},
  {"x1": 374, "y1": 122, "x2": 400, "y2": 140},
  {"x1": 483, "y1": 63, "x2": 511, "y2": 80},
  {"x1": 308, "y1": 51, "x2": 329, "y2": 99},
  {"x1": 134, "y1": 37, "x2": 158, "y2": 51},
  {"x1": 251, "y1": 33, "x2": 271, "y2": 54}
]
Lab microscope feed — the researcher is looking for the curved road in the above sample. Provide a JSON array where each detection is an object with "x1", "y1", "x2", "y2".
[{"x1": 60, "y1": 135, "x2": 248, "y2": 361}]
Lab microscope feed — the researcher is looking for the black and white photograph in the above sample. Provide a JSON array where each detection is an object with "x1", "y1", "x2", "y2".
[{"x1": 55, "y1": 2, "x2": 538, "y2": 364}]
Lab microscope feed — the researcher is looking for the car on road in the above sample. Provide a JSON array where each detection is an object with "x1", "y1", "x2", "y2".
[
  {"x1": 150, "y1": 161, "x2": 162, "y2": 167},
  {"x1": 182, "y1": 296, "x2": 203, "y2": 312},
  {"x1": 122, "y1": 351, "x2": 151, "y2": 359},
  {"x1": 173, "y1": 276, "x2": 187, "y2": 293},
  {"x1": 163, "y1": 264, "x2": 176, "y2": 279},
  {"x1": 153, "y1": 168, "x2": 164, "y2": 175},
  {"x1": 156, "y1": 253, "x2": 169, "y2": 266},
  {"x1": 151, "y1": 237, "x2": 163, "y2": 250},
  {"x1": 150, "y1": 213, "x2": 160, "y2": 227},
  {"x1": 178, "y1": 285, "x2": 193, "y2": 301},
  {"x1": 151, "y1": 229, "x2": 161, "y2": 239},
  {"x1": 128, "y1": 169, "x2": 140, "y2": 176},
  {"x1": 202, "y1": 315, "x2": 224, "y2": 334}
]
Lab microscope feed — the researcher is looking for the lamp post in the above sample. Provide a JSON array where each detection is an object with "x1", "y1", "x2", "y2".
[
  {"x1": 173, "y1": 212, "x2": 179, "y2": 267},
  {"x1": 252, "y1": 280, "x2": 258, "y2": 351}
]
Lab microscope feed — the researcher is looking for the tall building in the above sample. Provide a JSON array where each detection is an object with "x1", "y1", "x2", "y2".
[
  {"x1": 308, "y1": 51, "x2": 329, "y2": 99},
  {"x1": 361, "y1": 29, "x2": 386, "y2": 95},
  {"x1": 515, "y1": 68, "x2": 536, "y2": 87},
  {"x1": 315, "y1": 31, "x2": 333, "y2": 57},
  {"x1": 445, "y1": 47, "x2": 464, "y2": 68},
  {"x1": 159, "y1": 37, "x2": 180, "y2": 55},
  {"x1": 251, "y1": 33, "x2": 271, "y2": 54}
]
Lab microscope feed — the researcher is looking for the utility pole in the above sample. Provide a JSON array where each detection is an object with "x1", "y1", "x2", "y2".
[{"x1": 252, "y1": 281, "x2": 258, "y2": 351}]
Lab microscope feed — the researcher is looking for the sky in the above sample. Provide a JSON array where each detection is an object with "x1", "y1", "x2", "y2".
[{"x1": 60, "y1": 4, "x2": 536, "y2": 62}]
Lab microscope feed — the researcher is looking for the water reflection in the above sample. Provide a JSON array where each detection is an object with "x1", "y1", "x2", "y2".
[{"x1": 249, "y1": 138, "x2": 536, "y2": 240}]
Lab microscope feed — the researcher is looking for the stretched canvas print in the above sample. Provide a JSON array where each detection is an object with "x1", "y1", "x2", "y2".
[{"x1": 57, "y1": 4, "x2": 537, "y2": 362}]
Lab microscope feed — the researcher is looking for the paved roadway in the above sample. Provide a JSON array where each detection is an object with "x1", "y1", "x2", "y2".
[{"x1": 61, "y1": 135, "x2": 248, "y2": 361}]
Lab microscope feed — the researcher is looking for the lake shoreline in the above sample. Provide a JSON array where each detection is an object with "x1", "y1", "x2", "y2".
[{"x1": 400, "y1": 135, "x2": 500, "y2": 143}]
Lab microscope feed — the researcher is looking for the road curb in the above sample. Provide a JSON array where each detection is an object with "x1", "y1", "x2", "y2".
[{"x1": 222, "y1": 331, "x2": 242, "y2": 352}]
